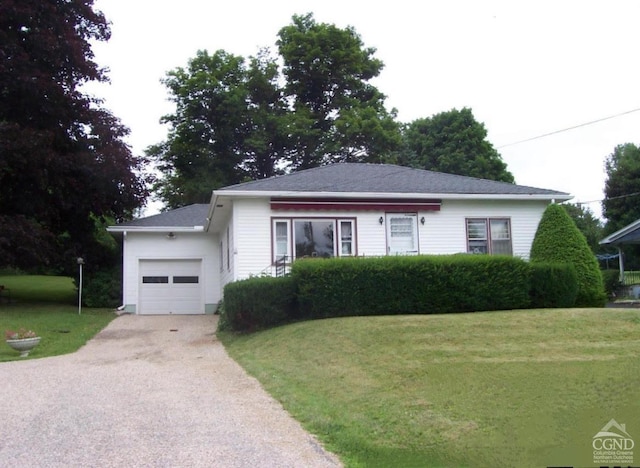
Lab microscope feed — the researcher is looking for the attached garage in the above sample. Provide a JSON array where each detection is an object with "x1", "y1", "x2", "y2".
[{"x1": 138, "y1": 259, "x2": 204, "y2": 315}]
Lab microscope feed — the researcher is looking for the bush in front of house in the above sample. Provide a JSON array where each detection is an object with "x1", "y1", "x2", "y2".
[
  {"x1": 529, "y1": 262, "x2": 578, "y2": 308},
  {"x1": 530, "y1": 204, "x2": 606, "y2": 307},
  {"x1": 82, "y1": 267, "x2": 122, "y2": 308},
  {"x1": 223, "y1": 275, "x2": 297, "y2": 332},
  {"x1": 292, "y1": 254, "x2": 532, "y2": 319}
]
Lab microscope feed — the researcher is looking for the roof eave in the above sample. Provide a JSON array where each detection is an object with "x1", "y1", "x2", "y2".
[
  {"x1": 106, "y1": 226, "x2": 206, "y2": 233},
  {"x1": 599, "y1": 218, "x2": 640, "y2": 245},
  {"x1": 213, "y1": 189, "x2": 572, "y2": 201}
]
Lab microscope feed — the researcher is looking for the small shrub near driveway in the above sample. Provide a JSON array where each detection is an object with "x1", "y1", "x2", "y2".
[{"x1": 223, "y1": 276, "x2": 297, "y2": 332}]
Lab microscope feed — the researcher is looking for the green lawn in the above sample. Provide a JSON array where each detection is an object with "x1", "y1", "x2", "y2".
[
  {"x1": 220, "y1": 309, "x2": 640, "y2": 467},
  {"x1": 0, "y1": 274, "x2": 77, "y2": 304},
  {"x1": 0, "y1": 275, "x2": 115, "y2": 361}
]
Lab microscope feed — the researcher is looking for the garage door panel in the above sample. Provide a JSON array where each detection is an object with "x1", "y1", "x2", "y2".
[{"x1": 139, "y1": 260, "x2": 203, "y2": 315}]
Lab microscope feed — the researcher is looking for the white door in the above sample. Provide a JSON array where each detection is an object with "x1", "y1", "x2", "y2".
[
  {"x1": 139, "y1": 259, "x2": 203, "y2": 315},
  {"x1": 386, "y1": 214, "x2": 419, "y2": 255}
]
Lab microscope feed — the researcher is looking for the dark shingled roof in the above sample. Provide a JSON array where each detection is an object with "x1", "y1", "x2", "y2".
[
  {"x1": 217, "y1": 163, "x2": 568, "y2": 196},
  {"x1": 115, "y1": 204, "x2": 209, "y2": 228}
]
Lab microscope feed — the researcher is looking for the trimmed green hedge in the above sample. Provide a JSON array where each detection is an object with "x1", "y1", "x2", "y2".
[
  {"x1": 293, "y1": 255, "x2": 531, "y2": 319},
  {"x1": 222, "y1": 275, "x2": 297, "y2": 332},
  {"x1": 529, "y1": 262, "x2": 578, "y2": 308},
  {"x1": 221, "y1": 255, "x2": 583, "y2": 333}
]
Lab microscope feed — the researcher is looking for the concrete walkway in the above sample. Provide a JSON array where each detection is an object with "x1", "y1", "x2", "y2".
[{"x1": 0, "y1": 315, "x2": 341, "y2": 467}]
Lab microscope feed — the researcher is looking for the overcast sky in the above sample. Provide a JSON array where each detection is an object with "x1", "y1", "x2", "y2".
[{"x1": 87, "y1": 0, "x2": 640, "y2": 218}]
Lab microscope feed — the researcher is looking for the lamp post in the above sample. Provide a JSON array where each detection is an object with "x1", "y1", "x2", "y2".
[{"x1": 77, "y1": 257, "x2": 84, "y2": 315}]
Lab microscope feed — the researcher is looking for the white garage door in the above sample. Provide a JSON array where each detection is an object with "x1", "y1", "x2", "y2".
[{"x1": 139, "y1": 259, "x2": 203, "y2": 315}]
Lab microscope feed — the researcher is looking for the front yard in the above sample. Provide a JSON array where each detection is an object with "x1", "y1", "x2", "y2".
[{"x1": 220, "y1": 308, "x2": 640, "y2": 467}]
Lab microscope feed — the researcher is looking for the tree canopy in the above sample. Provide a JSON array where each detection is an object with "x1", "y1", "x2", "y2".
[
  {"x1": 400, "y1": 108, "x2": 515, "y2": 183},
  {"x1": 0, "y1": 0, "x2": 148, "y2": 272},
  {"x1": 603, "y1": 143, "x2": 640, "y2": 234},
  {"x1": 149, "y1": 15, "x2": 517, "y2": 209},
  {"x1": 560, "y1": 203, "x2": 603, "y2": 254},
  {"x1": 277, "y1": 13, "x2": 401, "y2": 169},
  {"x1": 149, "y1": 13, "x2": 402, "y2": 208}
]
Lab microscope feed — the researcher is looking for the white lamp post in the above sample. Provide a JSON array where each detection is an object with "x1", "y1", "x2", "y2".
[{"x1": 77, "y1": 257, "x2": 84, "y2": 315}]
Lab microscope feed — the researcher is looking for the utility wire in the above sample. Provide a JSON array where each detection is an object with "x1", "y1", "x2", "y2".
[
  {"x1": 497, "y1": 107, "x2": 640, "y2": 149},
  {"x1": 576, "y1": 191, "x2": 640, "y2": 206}
]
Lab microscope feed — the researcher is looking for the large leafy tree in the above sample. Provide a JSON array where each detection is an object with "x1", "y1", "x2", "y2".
[
  {"x1": 241, "y1": 50, "x2": 289, "y2": 180},
  {"x1": 148, "y1": 50, "x2": 252, "y2": 208},
  {"x1": 151, "y1": 13, "x2": 402, "y2": 208},
  {"x1": 401, "y1": 108, "x2": 514, "y2": 182},
  {"x1": 148, "y1": 49, "x2": 289, "y2": 208},
  {"x1": 0, "y1": 0, "x2": 148, "y2": 272},
  {"x1": 277, "y1": 13, "x2": 401, "y2": 168}
]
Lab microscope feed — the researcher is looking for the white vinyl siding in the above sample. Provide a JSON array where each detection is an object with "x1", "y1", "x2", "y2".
[
  {"x1": 209, "y1": 198, "x2": 550, "y2": 298},
  {"x1": 232, "y1": 198, "x2": 272, "y2": 281},
  {"x1": 419, "y1": 200, "x2": 547, "y2": 259}
]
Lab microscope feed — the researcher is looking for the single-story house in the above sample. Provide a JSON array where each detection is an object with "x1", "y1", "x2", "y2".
[{"x1": 107, "y1": 163, "x2": 571, "y2": 315}]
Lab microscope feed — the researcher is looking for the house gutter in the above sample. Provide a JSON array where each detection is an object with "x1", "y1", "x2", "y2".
[
  {"x1": 212, "y1": 190, "x2": 573, "y2": 202},
  {"x1": 106, "y1": 226, "x2": 205, "y2": 233}
]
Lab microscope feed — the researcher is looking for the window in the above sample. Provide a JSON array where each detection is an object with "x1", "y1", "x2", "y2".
[
  {"x1": 466, "y1": 218, "x2": 512, "y2": 255},
  {"x1": 173, "y1": 276, "x2": 199, "y2": 284},
  {"x1": 339, "y1": 221, "x2": 354, "y2": 256},
  {"x1": 274, "y1": 220, "x2": 290, "y2": 261},
  {"x1": 294, "y1": 220, "x2": 334, "y2": 258},
  {"x1": 142, "y1": 276, "x2": 169, "y2": 284},
  {"x1": 272, "y1": 218, "x2": 355, "y2": 262}
]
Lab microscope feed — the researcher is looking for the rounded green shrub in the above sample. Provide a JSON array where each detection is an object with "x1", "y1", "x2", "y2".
[{"x1": 530, "y1": 204, "x2": 606, "y2": 307}]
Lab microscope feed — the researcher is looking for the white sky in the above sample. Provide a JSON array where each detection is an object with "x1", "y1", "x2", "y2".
[{"x1": 87, "y1": 0, "x2": 640, "y2": 218}]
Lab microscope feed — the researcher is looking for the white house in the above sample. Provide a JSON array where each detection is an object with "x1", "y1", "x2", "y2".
[{"x1": 107, "y1": 163, "x2": 572, "y2": 315}]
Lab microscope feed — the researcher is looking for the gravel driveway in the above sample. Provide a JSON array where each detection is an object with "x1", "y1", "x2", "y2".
[{"x1": 0, "y1": 315, "x2": 341, "y2": 467}]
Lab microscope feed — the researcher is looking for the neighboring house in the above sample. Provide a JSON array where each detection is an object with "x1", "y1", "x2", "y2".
[
  {"x1": 107, "y1": 163, "x2": 571, "y2": 315},
  {"x1": 599, "y1": 218, "x2": 640, "y2": 282}
]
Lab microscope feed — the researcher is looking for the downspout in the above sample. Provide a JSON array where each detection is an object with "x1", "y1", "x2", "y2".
[{"x1": 121, "y1": 230, "x2": 127, "y2": 311}]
